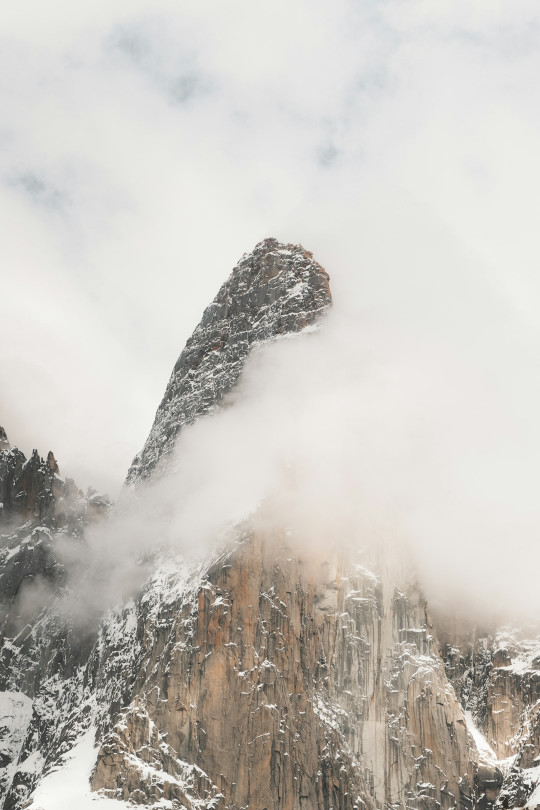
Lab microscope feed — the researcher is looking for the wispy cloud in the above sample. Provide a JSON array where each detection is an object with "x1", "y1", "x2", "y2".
[
  {"x1": 7, "y1": 171, "x2": 66, "y2": 210},
  {"x1": 0, "y1": 0, "x2": 539, "y2": 511},
  {"x1": 106, "y1": 22, "x2": 212, "y2": 105}
]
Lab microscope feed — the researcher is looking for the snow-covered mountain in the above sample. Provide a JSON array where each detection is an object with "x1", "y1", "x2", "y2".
[{"x1": 1, "y1": 239, "x2": 539, "y2": 810}]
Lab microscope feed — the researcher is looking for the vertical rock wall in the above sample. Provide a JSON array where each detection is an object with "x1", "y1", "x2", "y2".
[
  {"x1": 2, "y1": 240, "x2": 540, "y2": 810},
  {"x1": 90, "y1": 532, "x2": 482, "y2": 810}
]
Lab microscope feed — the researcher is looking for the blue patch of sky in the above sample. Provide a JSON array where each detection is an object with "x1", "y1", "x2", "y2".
[
  {"x1": 8, "y1": 172, "x2": 65, "y2": 210},
  {"x1": 105, "y1": 24, "x2": 212, "y2": 107}
]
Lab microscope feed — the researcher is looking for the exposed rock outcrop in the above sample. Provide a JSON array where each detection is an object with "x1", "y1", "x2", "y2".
[
  {"x1": 0, "y1": 442, "x2": 64, "y2": 526},
  {"x1": 1, "y1": 239, "x2": 540, "y2": 810},
  {"x1": 0, "y1": 440, "x2": 87, "y2": 635},
  {"x1": 126, "y1": 238, "x2": 332, "y2": 484},
  {"x1": 439, "y1": 622, "x2": 540, "y2": 809},
  {"x1": 90, "y1": 532, "x2": 482, "y2": 810},
  {"x1": 0, "y1": 428, "x2": 9, "y2": 452},
  {"x1": 0, "y1": 435, "x2": 112, "y2": 807}
]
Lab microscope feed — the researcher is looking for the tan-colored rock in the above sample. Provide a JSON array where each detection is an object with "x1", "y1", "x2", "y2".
[{"x1": 91, "y1": 529, "x2": 481, "y2": 809}]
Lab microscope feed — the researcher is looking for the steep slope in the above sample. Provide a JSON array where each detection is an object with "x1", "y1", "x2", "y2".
[
  {"x1": 89, "y1": 530, "x2": 484, "y2": 810},
  {"x1": 439, "y1": 620, "x2": 540, "y2": 809},
  {"x1": 0, "y1": 433, "x2": 112, "y2": 807},
  {"x1": 1, "y1": 238, "x2": 334, "y2": 810},
  {"x1": 126, "y1": 237, "x2": 332, "y2": 484},
  {"x1": 91, "y1": 239, "x2": 487, "y2": 809},
  {"x1": 0, "y1": 434, "x2": 88, "y2": 637},
  {"x1": 1, "y1": 238, "x2": 539, "y2": 810}
]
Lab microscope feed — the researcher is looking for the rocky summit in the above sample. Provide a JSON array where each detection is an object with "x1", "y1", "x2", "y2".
[
  {"x1": 126, "y1": 238, "x2": 331, "y2": 484},
  {"x1": 1, "y1": 240, "x2": 540, "y2": 810}
]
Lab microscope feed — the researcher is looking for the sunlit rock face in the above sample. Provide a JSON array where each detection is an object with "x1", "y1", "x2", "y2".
[
  {"x1": 0, "y1": 437, "x2": 63, "y2": 527},
  {"x1": 1, "y1": 239, "x2": 540, "y2": 810},
  {"x1": 89, "y1": 532, "x2": 482, "y2": 810}
]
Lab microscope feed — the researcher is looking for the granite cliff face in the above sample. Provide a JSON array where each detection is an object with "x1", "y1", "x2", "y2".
[
  {"x1": 439, "y1": 622, "x2": 540, "y2": 810},
  {"x1": 88, "y1": 532, "x2": 483, "y2": 810},
  {"x1": 126, "y1": 238, "x2": 331, "y2": 484},
  {"x1": 1, "y1": 239, "x2": 540, "y2": 810}
]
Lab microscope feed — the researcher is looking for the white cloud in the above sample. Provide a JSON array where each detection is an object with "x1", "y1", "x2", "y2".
[{"x1": 1, "y1": 1, "x2": 540, "y2": 623}]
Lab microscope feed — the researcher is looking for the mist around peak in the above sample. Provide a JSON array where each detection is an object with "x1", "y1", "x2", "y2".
[{"x1": 54, "y1": 247, "x2": 540, "y2": 629}]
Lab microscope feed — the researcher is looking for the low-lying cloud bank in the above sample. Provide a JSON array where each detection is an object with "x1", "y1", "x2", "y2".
[
  {"x1": 3, "y1": 0, "x2": 540, "y2": 627},
  {"x1": 65, "y1": 264, "x2": 540, "y2": 627},
  {"x1": 3, "y1": 0, "x2": 540, "y2": 496}
]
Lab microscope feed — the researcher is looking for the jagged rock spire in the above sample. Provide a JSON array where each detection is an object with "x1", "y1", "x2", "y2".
[
  {"x1": 126, "y1": 238, "x2": 332, "y2": 484},
  {"x1": 0, "y1": 426, "x2": 10, "y2": 450}
]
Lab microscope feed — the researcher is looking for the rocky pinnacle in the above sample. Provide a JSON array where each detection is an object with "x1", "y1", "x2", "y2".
[
  {"x1": 0, "y1": 426, "x2": 10, "y2": 450},
  {"x1": 126, "y1": 238, "x2": 332, "y2": 484}
]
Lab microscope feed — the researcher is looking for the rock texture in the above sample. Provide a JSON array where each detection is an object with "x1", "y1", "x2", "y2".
[
  {"x1": 0, "y1": 439, "x2": 65, "y2": 528},
  {"x1": 89, "y1": 532, "x2": 483, "y2": 810},
  {"x1": 126, "y1": 238, "x2": 331, "y2": 484},
  {"x1": 0, "y1": 434, "x2": 111, "y2": 807},
  {"x1": 0, "y1": 428, "x2": 9, "y2": 452},
  {"x1": 0, "y1": 436, "x2": 85, "y2": 632},
  {"x1": 1, "y1": 239, "x2": 540, "y2": 810},
  {"x1": 439, "y1": 621, "x2": 540, "y2": 809}
]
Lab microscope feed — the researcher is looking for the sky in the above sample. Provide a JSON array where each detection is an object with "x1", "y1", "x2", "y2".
[
  {"x1": 0, "y1": 0, "x2": 537, "y2": 492},
  {"x1": 2, "y1": 0, "x2": 540, "y2": 585}
]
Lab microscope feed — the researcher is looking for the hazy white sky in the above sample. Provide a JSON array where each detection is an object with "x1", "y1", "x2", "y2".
[{"x1": 2, "y1": 0, "x2": 540, "y2": 499}]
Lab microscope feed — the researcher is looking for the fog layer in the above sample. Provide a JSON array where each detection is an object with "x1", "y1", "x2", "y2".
[
  {"x1": 76, "y1": 244, "x2": 540, "y2": 626},
  {"x1": 2, "y1": 0, "x2": 540, "y2": 494}
]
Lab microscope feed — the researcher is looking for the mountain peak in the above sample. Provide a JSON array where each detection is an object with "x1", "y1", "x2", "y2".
[
  {"x1": 126, "y1": 238, "x2": 331, "y2": 484},
  {"x1": 0, "y1": 425, "x2": 10, "y2": 450}
]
